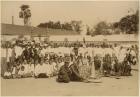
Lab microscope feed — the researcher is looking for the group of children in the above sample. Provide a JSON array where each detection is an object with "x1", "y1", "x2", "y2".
[{"x1": 4, "y1": 57, "x2": 63, "y2": 79}]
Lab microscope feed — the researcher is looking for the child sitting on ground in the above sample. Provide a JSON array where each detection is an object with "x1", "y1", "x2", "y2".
[{"x1": 4, "y1": 68, "x2": 12, "y2": 79}]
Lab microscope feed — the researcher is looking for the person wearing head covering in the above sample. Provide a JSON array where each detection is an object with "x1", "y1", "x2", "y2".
[
  {"x1": 102, "y1": 54, "x2": 112, "y2": 77},
  {"x1": 73, "y1": 46, "x2": 79, "y2": 56},
  {"x1": 50, "y1": 58, "x2": 58, "y2": 76},
  {"x1": 94, "y1": 54, "x2": 102, "y2": 79},
  {"x1": 122, "y1": 53, "x2": 132, "y2": 76},
  {"x1": 57, "y1": 58, "x2": 71, "y2": 83},
  {"x1": 44, "y1": 59, "x2": 52, "y2": 77},
  {"x1": 69, "y1": 60, "x2": 84, "y2": 82}
]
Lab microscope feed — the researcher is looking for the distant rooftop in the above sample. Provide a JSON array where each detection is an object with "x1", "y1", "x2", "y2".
[{"x1": 1, "y1": 23, "x2": 80, "y2": 36}]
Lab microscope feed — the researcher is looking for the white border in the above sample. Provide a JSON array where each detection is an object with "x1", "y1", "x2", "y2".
[{"x1": 0, "y1": 0, "x2": 139, "y2": 97}]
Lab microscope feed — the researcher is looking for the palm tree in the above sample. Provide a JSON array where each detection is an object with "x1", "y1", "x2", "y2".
[{"x1": 19, "y1": 4, "x2": 31, "y2": 26}]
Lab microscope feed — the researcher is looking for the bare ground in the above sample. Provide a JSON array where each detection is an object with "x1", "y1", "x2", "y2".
[{"x1": 1, "y1": 70, "x2": 139, "y2": 96}]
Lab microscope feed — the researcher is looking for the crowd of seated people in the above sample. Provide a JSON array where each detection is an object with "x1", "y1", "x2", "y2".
[{"x1": 2, "y1": 39, "x2": 138, "y2": 83}]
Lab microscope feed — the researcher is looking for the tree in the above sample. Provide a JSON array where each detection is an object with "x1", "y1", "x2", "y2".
[
  {"x1": 92, "y1": 21, "x2": 111, "y2": 35},
  {"x1": 37, "y1": 20, "x2": 82, "y2": 32},
  {"x1": 37, "y1": 21, "x2": 73, "y2": 30},
  {"x1": 19, "y1": 4, "x2": 31, "y2": 26},
  {"x1": 113, "y1": 10, "x2": 139, "y2": 34},
  {"x1": 63, "y1": 22, "x2": 73, "y2": 30}
]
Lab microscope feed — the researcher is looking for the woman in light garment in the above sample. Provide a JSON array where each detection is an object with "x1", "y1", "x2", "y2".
[
  {"x1": 49, "y1": 59, "x2": 58, "y2": 76},
  {"x1": 18, "y1": 65, "x2": 25, "y2": 78},
  {"x1": 7, "y1": 46, "x2": 12, "y2": 63},
  {"x1": 11, "y1": 64, "x2": 17, "y2": 78},
  {"x1": 44, "y1": 59, "x2": 52, "y2": 77},
  {"x1": 21, "y1": 60, "x2": 32, "y2": 77},
  {"x1": 34, "y1": 60, "x2": 41, "y2": 77},
  {"x1": 28, "y1": 60, "x2": 35, "y2": 77},
  {"x1": 14, "y1": 45, "x2": 23, "y2": 59},
  {"x1": 34, "y1": 60, "x2": 48, "y2": 78},
  {"x1": 118, "y1": 47, "x2": 127, "y2": 63},
  {"x1": 57, "y1": 57, "x2": 64, "y2": 71},
  {"x1": 4, "y1": 68, "x2": 12, "y2": 79}
]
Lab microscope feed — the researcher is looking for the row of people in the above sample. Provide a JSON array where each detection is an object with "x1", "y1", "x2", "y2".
[
  {"x1": 2, "y1": 40, "x2": 138, "y2": 81},
  {"x1": 4, "y1": 48, "x2": 135, "y2": 81}
]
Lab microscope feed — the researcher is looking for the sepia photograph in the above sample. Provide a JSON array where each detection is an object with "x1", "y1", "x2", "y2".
[{"x1": 0, "y1": 0, "x2": 139, "y2": 96}]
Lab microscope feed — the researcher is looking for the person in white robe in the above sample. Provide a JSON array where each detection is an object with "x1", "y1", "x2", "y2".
[
  {"x1": 34, "y1": 62, "x2": 41, "y2": 77},
  {"x1": 50, "y1": 59, "x2": 58, "y2": 76},
  {"x1": 44, "y1": 60, "x2": 52, "y2": 77},
  {"x1": 18, "y1": 65, "x2": 25, "y2": 77},
  {"x1": 34, "y1": 60, "x2": 47, "y2": 78},
  {"x1": 21, "y1": 60, "x2": 32, "y2": 77},
  {"x1": 7, "y1": 47, "x2": 12, "y2": 62},
  {"x1": 11, "y1": 65, "x2": 17, "y2": 78},
  {"x1": 28, "y1": 60, "x2": 35, "y2": 77},
  {"x1": 4, "y1": 68, "x2": 12, "y2": 79},
  {"x1": 57, "y1": 59, "x2": 64, "y2": 71},
  {"x1": 14, "y1": 45, "x2": 23, "y2": 58},
  {"x1": 118, "y1": 47, "x2": 126, "y2": 63},
  {"x1": 41, "y1": 46, "x2": 48, "y2": 56}
]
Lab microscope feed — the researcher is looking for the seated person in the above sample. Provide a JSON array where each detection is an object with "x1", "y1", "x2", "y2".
[
  {"x1": 44, "y1": 59, "x2": 52, "y2": 77},
  {"x1": 69, "y1": 61, "x2": 84, "y2": 82},
  {"x1": 57, "y1": 58, "x2": 64, "y2": 71},
  {"x1": 18, "y1": 60, "x2": 32, "y2": 78},
  {"x1": 28, "y1": 60, "x2": 35, "y2": 77},
  {"x1": 34, "y1": 60, "x2": 47, "y2": 78},
  {"x1": 11, "y1": 64, "x2": 17, "y2": 79},
  {"x1": 78, "y1": 58, "x2": 90, "y2": 79},
  {"x1": 18, "y1": 66, "x2": 25, "y2": 78},
  {"x1": 49, "y1": 59, "x2": 58, "y2": 76},
  {"x1": 4, "y1": 68, "x2": 12, "y2": 79},
  {"x1": 57, "y1": 60, "x2": 71, "y2": 83}
]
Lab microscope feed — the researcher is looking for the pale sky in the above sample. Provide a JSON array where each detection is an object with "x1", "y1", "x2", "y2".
[{"x1": 1, "y1": 1, "x2": 139, "y2": 27}]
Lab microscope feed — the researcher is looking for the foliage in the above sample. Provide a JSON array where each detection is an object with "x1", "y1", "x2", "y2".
[
  {"x1": 113, "y1": 10, "x2": 139, "y2": 34},
  {"x1": 92, "y1": 21, "x2": 111, "y2": 35},
  {"x1": 20, "y1": 5, "x2": 29, "y2": 11},
  {"x1": 37, "y1": 20, "x2": 82, "y2": 32},
  {"x1": 19, "y1": 5, "x2": 31, "y2": 19}
]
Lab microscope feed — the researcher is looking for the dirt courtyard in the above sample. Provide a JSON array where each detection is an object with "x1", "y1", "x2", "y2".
[{"x1": 1, "y1": 70, "x2": 139, "y2": 96}]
